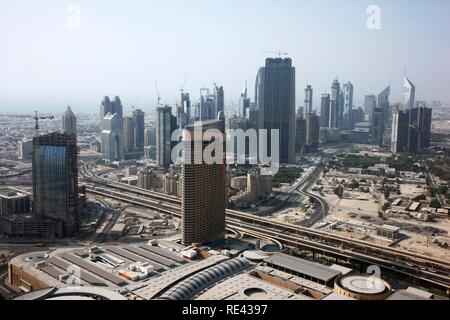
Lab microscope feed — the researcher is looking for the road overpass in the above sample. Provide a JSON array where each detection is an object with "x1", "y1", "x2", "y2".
[{"x1": 80, "y1": 162, "x2": 450, "y2": 292}]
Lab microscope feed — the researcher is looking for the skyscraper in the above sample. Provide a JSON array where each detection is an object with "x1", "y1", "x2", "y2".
[
  {"x1": 157, "y1": 106, "x2": 177, "y2": 169},
  {"x1": 306, "y1": 113, "x2": 320, "y2": 151},
  {"x1": 61, "y1": 106, "x2": 77, "y2": 136},
  {"x1": 377, "y1": 85, "x2": 391, "y2": 128},
  {"x1": 100, "y1": 96, "x2": 123, "y2": 130},
  {"x1": 144, "y1": 127, "x2": 156, "y2": 147},
  {"x1": 239, "y1": 82, "x2": 251, "y2": 117},
  {"x1": 133, "y1": 109, "x2": 145, "y2": 151},
  {"x1": 181, "y1": 116, "x2": 226, "y2": 246},
  {"x1": 364, "y1": 95, "x2": 377, "y2": 120},
  {"x1": 196, "y1": 88, "x2": 216, "y2": 121},
  {"x1": 304, "y1": 85, "x2": 313, "y2": 114},
  {"x1": 371, "y1": 107, "x2": 384, "y2": 146},
  {"x1": 342, "y1": 82, "x2": 354, "y2": 129},
  {"x1": 407, "y1": 103, "x2": 432, "y2": 153},
  {"x1": 32, "y1": 132, "x2": 79, "y2": 237},
  {"x1": 178, "y1": 92, "x2": 191, "y2": 129},
  {"x1": 320, "y1": 94, "x2": 331, "y2": 128},
  {"x1": 213, "y1": 84, "x2": 225, "y2": 118},
  {"x1": 255, "y1": 58, "x2": 296, "y2": 163},
  {"x1": 102, "y1": 113, "x2": 124, "y2": 163},
  {"x1": 330, "y1": 79, "x2": 342, "y2": 129},
  {"x1": 295, "y1": 116, "x2": 306, "y2": 154},
  {"x1": 123, "y1": 117, "x2": 135, "y2": 153},
  {"x1": 403, "y1": 77, "x2": 416, "y2": 109},
  {"x1": 352, "y1": 107, "x2": 365, "y2": 125},
  {"x1": 391, "y1": 104, "x2": 432, "y2": 154},
  {"x1": 391, "y1": 110, "x2": 410, "y2": 153}
]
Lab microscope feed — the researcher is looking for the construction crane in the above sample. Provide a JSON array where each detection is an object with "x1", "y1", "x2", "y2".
[
  {"x1": 154, "y1": 80, "x2": 162, "y2": 107},
  {"x1": 180, "y1": 73, "x2": 188, "y2": 94},
  {"x1": 262, "y1": 50, "x2": 288, "y2": 58},
  {"x1": 0, "y1": 111, "x2": 54, "y2": 137},
  {"x1": 33, "y1": 111, "x2": 55, "y2": 137}
]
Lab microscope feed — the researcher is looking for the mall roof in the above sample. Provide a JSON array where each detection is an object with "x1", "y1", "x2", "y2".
[{"x1": 263, "y1": 253, "x2": 341, "y2": 283}]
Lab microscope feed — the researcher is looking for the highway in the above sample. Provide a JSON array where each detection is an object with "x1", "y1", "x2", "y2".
[
  {"x1": 296, "y1": 161, "x2": 331, "y2": 227},
  {"x1": 80, "y1": 161, "x2": 450, "y2": 292}
]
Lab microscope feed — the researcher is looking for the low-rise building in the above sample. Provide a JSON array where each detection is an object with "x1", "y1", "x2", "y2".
[{"x1": 0, "y1": 188, "x2": 31, "y2": 216}]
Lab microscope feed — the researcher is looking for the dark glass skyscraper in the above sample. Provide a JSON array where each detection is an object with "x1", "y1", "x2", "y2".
[
  {"x1": 295, "y1": 116, "x2": 306, "y2": 154},
  {"x1": 407, "y1": 103, "x2": 432, "y2": 153},
  {"x1": 391, "y1": 104, "x2": 432, "y2": 154},
  {"x1": 32, "y1": 132, "x2": 79, "y2": 237},
  {"x1": 306, "y1": 113, "x2": 320, "y2": 151},
  {"x1": 320, "y1": 94, "x2": 331, "y2": 128},
  {"x1": 255, "y1": 58, "x2": 296, "y2": 163},
  {"x1": 213, "y1": 85, "x2": 224, "y2": 118},
  {"x1": 391, "y1": 110, "x2": 409, "y2": 153},
  {"x1": 371, "y1": 107, "x2": 384, "y2": 146},
  {"x1": 157, "y1": 106, "x2": 177, "y2": 169},
  {"x1": 133, "y1": 109, "x2": 145, "y2": 151}
]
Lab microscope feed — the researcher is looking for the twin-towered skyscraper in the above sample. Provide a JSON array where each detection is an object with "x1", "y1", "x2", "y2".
[
  {"x1": 99, "y1": 96, "x2": 146, "y2": 163},
  {"x1": 319, "y1": 79, "x2": 353, "y2": 131}
]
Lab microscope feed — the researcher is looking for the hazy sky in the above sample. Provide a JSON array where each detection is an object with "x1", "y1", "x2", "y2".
[{"x1": 1, "y1": 0, "x2": 449, "y2": 114}]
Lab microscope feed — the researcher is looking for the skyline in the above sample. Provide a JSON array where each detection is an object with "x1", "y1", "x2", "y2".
[{"x1": 1, "y1": 0, "x2": 450, "y2": 113}]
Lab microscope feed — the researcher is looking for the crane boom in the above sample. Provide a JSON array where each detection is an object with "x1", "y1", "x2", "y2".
[
  {"x1": 262, "y1": 50, "x2": 288, "y2": 58},
  {"x1": 154, "y1": 80, "x2": 161, "y2": 107}
]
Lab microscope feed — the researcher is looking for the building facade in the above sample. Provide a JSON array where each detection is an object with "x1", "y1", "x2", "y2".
[
  {"x1": 306, "y1": 113, "x2": 320, "y2": 151},
  {"x1": 364, "y1": 95, "x2": 377, "y2": 120},
  {"x1": 181, "y1": 117, "x2": 226, "y2": 245},
  {"x1": 320, "y1": 94, "x2": 331, "y2": 128},
  {"x1": 255, "y1": 58, "x2": 296, "y2": 163},
  {"x1": 123, "y1": 117, "x2": 135, "y2": 153},
  {"x1": 330, "y1": 79, "x2": 342, "y2": 129},
  {"x1": 391, "y1": 105, "x2": 432, "y2": 154},
  {"x1": 133, "y1": 109, "x2": 145, "y2": 151},
  {"x1": 342, "y1": 82, "x2": 354, "y2": 130},
  {"x1": 377, "y1": 85, "x2": 391, "y2": 128},
  {"x1": 371, "y1": 107, "x2": 384, "y2": 146},
  {"x1": 102, "y1": 113, "x2": 124, "y2": 163},
  {"x1": 32, "y1": 132, "x2": 79, "y2": 237},
  {"x1": 295, "y1": 116, "x2": 306, "y2": 154},
  {"x1": 100, "y1": 96, "x2": 123, "y2": 130},
  {"x1": 157, "y1": 106, "x2": 177, "y2": 169},
  {"x1": 304, "y1": 85, "x2": 313, "y2": 115},
  {"x1": 403, "y1": 77, "x2": 416, "y2": 109},
  {"x1": 61, "y1": 106, "x2": 77, "y2": 136}
]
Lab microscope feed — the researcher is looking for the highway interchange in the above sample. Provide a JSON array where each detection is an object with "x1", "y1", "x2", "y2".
[{"x1": 80, "y1": 161, "x2": 450, "y2": 293}]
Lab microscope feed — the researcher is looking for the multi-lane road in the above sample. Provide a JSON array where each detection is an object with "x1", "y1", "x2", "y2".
[{"x1": 80, "y1": 161, "x2": 450, "y2": 292}]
